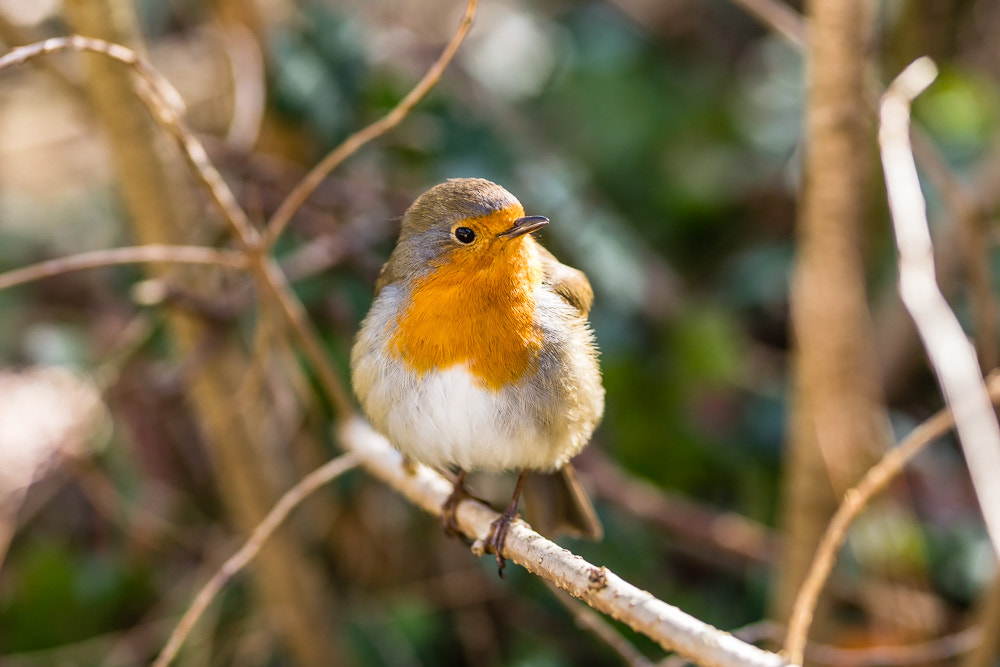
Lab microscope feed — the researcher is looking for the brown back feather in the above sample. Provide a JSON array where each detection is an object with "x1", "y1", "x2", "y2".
[{"x1": 537, "y1": 244, "x2": 593, "y2": 317}]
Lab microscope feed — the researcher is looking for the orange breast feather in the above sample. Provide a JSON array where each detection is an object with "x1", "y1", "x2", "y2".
[{"x1": 390, "y1": 234, "x2": 544, "y2": 390}]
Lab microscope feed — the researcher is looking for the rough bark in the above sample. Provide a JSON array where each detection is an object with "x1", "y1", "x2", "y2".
[{"x1": 774, "y1": 0, "x2": 890, "y2": 637}]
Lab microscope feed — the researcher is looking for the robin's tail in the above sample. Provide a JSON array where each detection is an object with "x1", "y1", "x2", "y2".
[{"x1": 522, "y1": 462, "x2": 603, "y2": 541}]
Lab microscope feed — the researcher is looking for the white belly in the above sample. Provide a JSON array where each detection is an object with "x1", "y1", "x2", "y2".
[
  {"x1": 350, "y1": 283, "x2": 603, "y2": 474},
  {"x1": 365, "y1": 363, "x2": 559, "y2": 472}
]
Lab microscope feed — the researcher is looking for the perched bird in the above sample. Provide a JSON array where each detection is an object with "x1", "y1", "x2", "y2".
[{"x1": 351, "y1": 178, "x2": 604, "y2": 573}]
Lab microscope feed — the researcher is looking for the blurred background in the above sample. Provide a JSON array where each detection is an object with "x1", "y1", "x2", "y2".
[{"x1": 2, "y1": 0, "x2": 1000, "y2": 664}]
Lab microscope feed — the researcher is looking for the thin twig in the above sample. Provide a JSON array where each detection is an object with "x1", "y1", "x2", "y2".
[
  {"x1": 880, "y1": 58, "x2": 1000, "y2": 557},
  {"x1": 0, "y1": 36, "x2": 257, "y2": 244},
  {"x1": 261, "y1": 0, "x2": 478, "y2": 247},
  {"x1": 0, "y1": 35, "x2": 183, "y2": 118},
  {"x1": 127, "y1": 68, "x2": 260, "y2": 247},
  {"x1": 0, "y1": 245, "x2": 247, "y2": 292},
  {"x1": 341, "y1": 417, "x2": 789, "y2": 667},
  {"x1": 1, "y1": 23, "x2": 470, "y2": 419},
  {"x1": 126, "y1": 51, "x2": 357, "y2": 415},
  {"x1": 65, "y1": 455, "x2": 192, "y2": 553},
  {"x1": 132, "y1": 49, "x2": 357, "y2": 415},
  {"x1": 1, "y1": 35, "x2": 356, "y2": 417},
  {"x1": 0, "y1": 15, "x2": 89, "y2": 95},
  {"x1": 783, "y1": 371, "x2": 1000, "y2": 664},
  {"x1": 152, "y1": 453, "x2": 360, "y2": 667},
  {"x1": 257, "y1": 258, "x2": 356, "y2": 417}
]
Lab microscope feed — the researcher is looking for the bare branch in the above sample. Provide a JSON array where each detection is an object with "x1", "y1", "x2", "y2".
[
  {"x1": 261, "y1": 0, "x2": 478, "y2": 247},
  {"x1": 784, "y1": 372, "x2": 1000, "y2": 664},
  {"x1": 0, "y1": 245, "x2": 247, "y2": 292},
  {"x1": 341, "y1": 417, "x2": 789, "y2": 667},
  {"x1": 0, "y1": 36, "x2": 258, "y2": 244},
  {"x1": 153, "y1": 453, "x2": 360, "y2": 667},
  {"x1": 776, "y1": 0, "x2": 886, "y2": 634},
  {"x1": 1, "y1": 35, "x2": 358, "y2": 418},
  {"x1": 879, "y1": 57, "x2": 1000, "y2": 558}
]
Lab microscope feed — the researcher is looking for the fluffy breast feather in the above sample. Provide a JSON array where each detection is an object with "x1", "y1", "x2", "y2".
[{"x1": 350, "y1": 283, "x2": 603, "y2": 473}]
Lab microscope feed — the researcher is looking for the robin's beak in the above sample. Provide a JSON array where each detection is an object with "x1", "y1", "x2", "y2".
[{"x1": 498, "y1": 215, "x2": 549, "y2": 239}]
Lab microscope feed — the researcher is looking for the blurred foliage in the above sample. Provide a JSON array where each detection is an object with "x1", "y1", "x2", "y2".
[{"x1": 1, "y1": 0, "x2": 1000, "y2": 664}]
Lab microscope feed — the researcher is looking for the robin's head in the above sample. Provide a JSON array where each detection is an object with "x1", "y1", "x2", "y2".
[{"x1": 393, "y1": 178, "x2": 548, "y2": 275}]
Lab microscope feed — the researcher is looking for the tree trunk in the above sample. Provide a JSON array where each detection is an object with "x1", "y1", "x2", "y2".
[{"x1": 773, "y1": 0, "x2": 890, "y2": 639}]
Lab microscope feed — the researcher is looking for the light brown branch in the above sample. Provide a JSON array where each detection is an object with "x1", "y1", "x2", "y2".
[
  {"x1": 153, "y1": 452, "x2": 360, "y2": 667},
  {"x1": 783, "y1": 371, "x2": 1000, "y2": 664},
  {"x1": 1, "y1": 35, "x2": 356, "y2": 418},
  {"x1": 0, "y1": 35, "x2": 183, "y2": 117},
  {"x1": 341, "y1": 417, "x2": 789, "y2": 667},
  {"x1": 0, "y1": 245, "x2": 247, "y2": 292},
  {"x1": 776, "y1": 0, "x2": 886, "y2": 636},
  {"x1": 261, "y1": 0, "x2": 478, "y2": 247},
  {"x1": 0, "y1": 36, "x2": 257, "y2": 245},
  {"x1": 0, "y1": 13, "x2": 84, "y2": 92},
  {"x1": 880, "y1": 58, "x2": 1000, "y2": 559},
  {"x1": 255, "y1": 258, "x2": 356, "y2": 417},
  {"x1": 127, "y1": 39, "x2": 357, "y2": 417}
]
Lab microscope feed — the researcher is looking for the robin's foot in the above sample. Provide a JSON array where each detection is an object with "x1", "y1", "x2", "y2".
[
  {"x1": 485, "y1": 503, "x2": 519, "y2": 577},
  {"x1": 441, "y1": 470, "x2": 469, "y2": 537},
  {"x1": 486, "y1": 470, "x2": 529, "y2": 577}
]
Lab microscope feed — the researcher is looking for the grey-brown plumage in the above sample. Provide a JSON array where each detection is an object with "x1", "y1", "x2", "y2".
[{"x1": 351, "y1": 178, "x2": 604, "y2": 568}]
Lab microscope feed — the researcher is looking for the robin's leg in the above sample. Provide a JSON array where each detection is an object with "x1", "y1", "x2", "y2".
[
  {"x1": 441, "y1": 469, "x2": 470, "y2": 536},
  {"x1": 486, "y1": 470, "x2": 529, "y2": 577}
]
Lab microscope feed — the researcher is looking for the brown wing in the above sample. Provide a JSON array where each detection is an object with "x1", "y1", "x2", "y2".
[
  {"x1": 373, "y1": 260, "x2": 396, "y2": 297},
  {"x1": 522, "y1": 463, "x2": 603, "y2": 540},
  {"x1": 537, "y1": 244, "x2": 594, "y2": 317}
]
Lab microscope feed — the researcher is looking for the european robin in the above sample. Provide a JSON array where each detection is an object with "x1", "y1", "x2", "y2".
[{"x1": 351, "y1": 178, "x2": 604, "y2": 574}]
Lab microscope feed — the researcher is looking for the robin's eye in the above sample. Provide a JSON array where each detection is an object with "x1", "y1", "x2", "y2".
[{"x1": 454, "y1": 227, "x2": 476, "y2": 244}]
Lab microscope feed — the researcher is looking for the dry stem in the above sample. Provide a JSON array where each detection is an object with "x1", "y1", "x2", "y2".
[
  {"x1": 880, "y1": 58, "x2": 1000, "y2": 559},
  {"x1": 0, "y1": 245, "x2": 247, "y2": 292},
  {"x1": 261, "y1": 0, "x2": 479, "y2": 247},
  {"x1": 342, "y1": 417, "x2": 789, "y2": 667},
  {"x1": 153, "y1": 453, "x2": 360, "y2": 667},
  {"x1": 784, "y1": 373, "x2": 1000, "y2": 663},
  {"x1": 0, "y1": 35, "x2": 357, "y2": 417}
]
